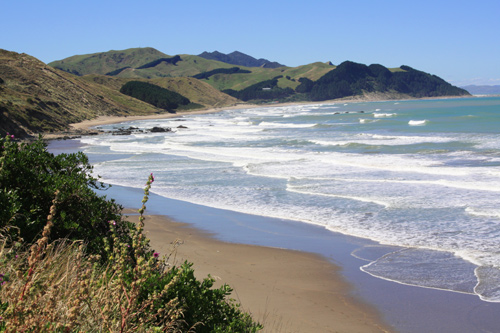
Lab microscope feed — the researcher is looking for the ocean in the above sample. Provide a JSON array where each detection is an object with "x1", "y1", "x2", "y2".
[{"x1": 76, "y1": 96, "x2": 500, "y2": 303}]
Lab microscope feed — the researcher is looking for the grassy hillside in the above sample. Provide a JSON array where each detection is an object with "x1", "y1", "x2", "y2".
[
  {"x1": 47, "y1": 47, "x2": 470, "y2": 105},
  {"x1": 84, "y1": 75, "x2": 240, "y2": 108},
  {"x1": 49, "y1": 48, "x2": 240, "y2": 79},
  {"x1": 0, "y1": 50, "x2": 240, "y2": 138},
  {"x1": 48, "y1": 47, "x2": 171, "y2": 76},
  {"x1": 0, "y1": 49, "x2": 157, "y2": 137},
  {"x1": 201, "y1": 62, "x2": 335, "y2": 91},
  {"x1": 150, "y1": 77, "x2": 240, "y2": 107},
  {"x1": 47, "y1": 48, "x2": 337, "y2": 91}
]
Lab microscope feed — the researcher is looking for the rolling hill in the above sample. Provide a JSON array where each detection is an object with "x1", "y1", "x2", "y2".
[
  {"x1": 48, "y1": 48, "x2": 334, "y2": 91},
  {"x1": 0, "y1": 49, "x2": 240, "y2": 138},
  {"x1": 49, "y1": 47, "x2": 468, "y2": 102}
]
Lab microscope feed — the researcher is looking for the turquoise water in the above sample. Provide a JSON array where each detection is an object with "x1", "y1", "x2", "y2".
[{"x1": 79, "y1": 96, "x2": 500, "y2": 302}]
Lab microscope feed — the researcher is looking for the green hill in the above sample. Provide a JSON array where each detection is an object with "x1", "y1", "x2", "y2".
[
  {"x1": 49, "y1": 48, "x2": 242, "y2": 79},
  {"x1": 0, "y1": 49, "x2": 155, "y2": 137},
  {"x1": 0, "y1": 49, "x2": 240, "y2": 138},
  {"x1": 48, "y1": 47, "x2": 170, "y2": 76},
  {"x1": 48, "y1": 47, "x2": 469, "y2": 104},
  {"x1": 307, "y1": 61, "x2": 470, "y2": 101}
]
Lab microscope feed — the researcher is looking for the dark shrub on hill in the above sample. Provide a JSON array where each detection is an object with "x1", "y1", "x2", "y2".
[
  {"x1": 390, "y1": 65, "x2": 469, "y2": 97},
  {"x1": 120, "y1": 81, "x2": 190, "y2": 110},
  {"x1": 295, "y1": 77, "x2": 314, "y2": 93},
  {"x1": 105, "y1": 66, "x2": 131, "y2": 76},
  {"x1": 192, "y1": 67, "x2": 251, "y2": 80},
  {"x1": 223, "y1": 77, "x2": 294, "y2": 101},
  {"x1": 136, "y1": 55, "x2": 182, "y2": 69}
]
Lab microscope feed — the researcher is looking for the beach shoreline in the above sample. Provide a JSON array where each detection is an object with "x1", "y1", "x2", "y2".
[
  {"x1": 72, "y1": 183, "x2": 500, "y2": 333},
  {"x1": 127, "y1": 210, "x2": 393, "y2": 332}
]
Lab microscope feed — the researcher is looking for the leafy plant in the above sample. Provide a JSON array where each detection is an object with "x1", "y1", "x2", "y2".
[
  {"x1": 0, "y1": 136, "x2": 262, "y2": 331},
  {"x1": 0, "y1": 135, "x2": 126, "y2": 256}
]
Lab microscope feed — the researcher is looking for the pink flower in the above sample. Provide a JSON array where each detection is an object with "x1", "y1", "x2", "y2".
[
  {"x1": 150, "y1": 173, "x2": 155, "y2": 182},
  {"x1": 153, "y1": 252, "x2": 159, "y2": 258}
]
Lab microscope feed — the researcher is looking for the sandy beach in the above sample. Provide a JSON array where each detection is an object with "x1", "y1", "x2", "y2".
[
  {"x1": 46, "y1": 96, "x2": 380, "y2": 138},
  {"x1": 128, "y1": 211, "x2": 392, "y2": 332}
]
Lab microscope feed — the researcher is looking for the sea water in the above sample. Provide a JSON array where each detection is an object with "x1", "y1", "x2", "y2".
[{"x1": 78, "y1": 96, "x2": 500, "y2": 302}]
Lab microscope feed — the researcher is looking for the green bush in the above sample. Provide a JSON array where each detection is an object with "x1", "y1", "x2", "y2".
[
  {"x1": 0, "y1": 135, "x2": 262, "y2": 331},
  {"x1": 0, "y1": 135, "x2": 126, "y2": 256}
]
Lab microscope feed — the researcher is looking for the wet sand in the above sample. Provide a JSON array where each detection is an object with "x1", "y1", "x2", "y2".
[{"x1": 128, "y1": 211, "x2": 393, "y2": 332}]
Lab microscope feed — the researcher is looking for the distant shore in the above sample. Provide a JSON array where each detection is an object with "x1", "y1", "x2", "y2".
[{"x1": 42, "y1": 94, "x2": 477, "y2": 140}]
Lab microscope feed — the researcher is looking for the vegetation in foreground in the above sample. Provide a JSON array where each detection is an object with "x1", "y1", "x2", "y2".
[{"x1": 0, "y1": 135, "x2": 262, "y2": 332}]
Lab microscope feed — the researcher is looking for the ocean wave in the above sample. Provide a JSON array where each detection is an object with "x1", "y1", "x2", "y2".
[
  {"x1": 465, "y1": 207, "x2": 500, "y2": 218},
  {"x1": 361, "y1": 248, "x2": 478, "y2": 296},
  {"x1": 475, "y1": 266, "x2": 500, "y2": 302},
  {"x1": 286, "y1": 185, "x2": 392, "y2": 208}
]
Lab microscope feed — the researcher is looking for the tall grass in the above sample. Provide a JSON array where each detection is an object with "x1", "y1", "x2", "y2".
[{"x1": 0, "y1": 175, "x2": 183, "y2": 331}]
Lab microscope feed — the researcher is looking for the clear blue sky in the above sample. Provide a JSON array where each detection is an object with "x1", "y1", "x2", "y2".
[{"x1": 2, "y1": 0, "x2": 499, "y2": 86}]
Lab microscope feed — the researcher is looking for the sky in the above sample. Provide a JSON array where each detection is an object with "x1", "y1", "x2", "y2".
[{"x1": 2, "y1": 0, "x2": 499, "y2": 86}]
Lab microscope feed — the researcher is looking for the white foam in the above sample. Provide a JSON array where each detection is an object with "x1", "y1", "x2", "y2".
[
  {"x1": 312, "y1": 133, "x2": 455, "y2": 146},
  {"x1": 258, "y1": 121, "x2": 316, "y2": 128},
  {"x1": 409, "y1": 120, "x2": 428, "y2": 126},
  {"x1": 465, "y1": 207, "x2": 500, "y2": 218},
  {"x1": 374, "y1": 113, "x2": 396, "y2": 118}
]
